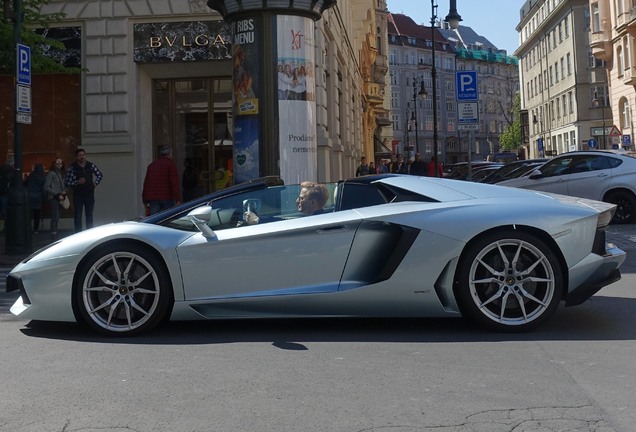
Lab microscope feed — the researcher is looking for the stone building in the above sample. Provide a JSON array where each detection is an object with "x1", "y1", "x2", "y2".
[
  {"x1": 516, "y1": 0, "x2": 607, "y2": 159},
  {"x1": 0, "y1": 0, "x2": 389, "y2": 226},
  {"x1": 589, "y1": 0, "x2": 635, "y2": 151}
]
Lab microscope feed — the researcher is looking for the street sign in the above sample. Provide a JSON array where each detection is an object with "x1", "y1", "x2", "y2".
[
  {"x1": 623, "y1": 134, "x2": 631, "y2": 147},
  {"x1": 588, "y1": 138, "x2": 598, "y2": 149},
  {"x1": 16, "y1": 85, "x2": 32, "y2": 113},
  {"x1": 609, "y1": 125, "x2": 621, "y2": 136},
  {"x1": 458, "y1": 101, "x2": 479, "y2": 123},
  {"x1": 458, "y1": 124, "x2": 479, "y2": 130},
  {"x1": 17, "y1": 44, "x2": 31, "y2": 85},
  {"x1": 591, "y1": 127, "x2": 612, "y2": 136},
  {"x1": 456, "y1": 71, "x2": 478, "y2": 101},
  {"x1": 16, "y1": 113, "x2": 32, "y2": 124}
]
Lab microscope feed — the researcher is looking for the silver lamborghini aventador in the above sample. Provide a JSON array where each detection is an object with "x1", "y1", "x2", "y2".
[{"x1": 5, "y1": 175, "x2": 626, "y2": 335}]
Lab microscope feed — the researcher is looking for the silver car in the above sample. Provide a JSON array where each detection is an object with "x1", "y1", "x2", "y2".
[
  {"x1": 499, "y1": 150, "x2": 636, "y2": 223},
  {"x1": 6, "y1": 175, "x2": 626, "y2": 335}
]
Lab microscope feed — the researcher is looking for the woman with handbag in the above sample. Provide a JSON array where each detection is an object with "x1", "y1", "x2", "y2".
[{"x1": 44, "y1": 158, "x2": 68, "y2": 240}]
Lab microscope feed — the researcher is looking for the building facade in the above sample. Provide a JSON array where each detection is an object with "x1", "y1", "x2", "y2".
[
  {"x1": 4, "y1": 0, "x2": 388, "y2": 226},
  {"x1": 439, "y1": 25, "x2": 519, "y2": 162},
  {"x1": 589, "y1": 0, "x2": 636, "y2": 150},
  {"x1": 517, "y1": 0, "x2": 609, "y2": 159},
  {"x1": 388, "y1": 13, "x2": 457, "y2": 164}
]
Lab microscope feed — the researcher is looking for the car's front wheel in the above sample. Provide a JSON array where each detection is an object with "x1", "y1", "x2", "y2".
[
  {"x1": 74, "y1": 243, "x2": 173, "y2": 335},
  {"x1": 455, "y1": 231, "x2": 563, "y2": 332}
]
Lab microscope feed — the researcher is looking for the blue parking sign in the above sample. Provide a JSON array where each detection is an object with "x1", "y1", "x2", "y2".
[
  {"x1": 456, "y1": 71, "x2": 478, "y2": 101},
  {"x1": 17, "y1": 44, "x2": 31, "y2": 86}
]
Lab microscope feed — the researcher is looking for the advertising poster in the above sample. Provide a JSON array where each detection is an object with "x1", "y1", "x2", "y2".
[
  {"x1": 233, "y1": 116, "x2": 260, "y2": 183},
  {"x1": 276, "y1": 15, "x2": 317, "y2": 184},
  {"x1": 232, "y1": 15, "x2": 262, "y2": 184}
]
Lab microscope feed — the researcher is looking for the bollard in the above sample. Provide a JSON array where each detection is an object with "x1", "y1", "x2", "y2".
[{"x1": 4, "y1": 182, "x2": 32, "y2": 255}]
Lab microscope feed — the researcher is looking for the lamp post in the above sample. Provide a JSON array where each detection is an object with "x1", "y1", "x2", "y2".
[
  {"x1": 593, "y1": 90, "x2": 606, "y2": 149},
  {"x1": 411, "y1": 77, "x2": 427, "y2": 155},
  {"x1": 430, "y1": 0, "x2": 462, "y2": 176}
]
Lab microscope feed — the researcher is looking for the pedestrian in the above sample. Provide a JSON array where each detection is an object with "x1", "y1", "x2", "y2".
[
  {"x1": 65, "y1": 148, "x2": 104, "y2": 232},
  {"x1": 0, "y1": 162, "x2": 15, "y2": 231},
  {"x1": 391, "y1": 154, "x2": 408, "y2": 174},
  {"x1": 369, "y1": 161, "x2": 375, "y2": 174},
  {"x1": 44, "y1": 158, "x2": 68, "y2": 240},
  {"x1": 376, "y1": 159, "x2": 389, "y2": 174},
  {"x1": 25, "y1": 163, "x2": 46, "y2": 234},
  {"x1": 355, "y1": 156, "x2": 370, "y2": 177},
  {"x1": 409, "y1": 153, "x2": 427, "y2": 176},
  {"x1": 427, "y1": 156, "x2": 444, "y2": 177},
  {"x1": 182, "y1": 157, "x2": 198, "y2": 202},
  {"x1": 142, "y1": 146, "x2": 181, "y2": 215}
]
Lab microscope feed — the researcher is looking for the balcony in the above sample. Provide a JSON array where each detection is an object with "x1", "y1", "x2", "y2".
[
  {"x1": 623, "y1": 64, "x2": 636, "y2": 85},
  {"x1": 590, "y1": 31, "x2": 612, "y2": 62},
  {"x1": 627, "y1": 6, "x2": 636, "y2": 34}
]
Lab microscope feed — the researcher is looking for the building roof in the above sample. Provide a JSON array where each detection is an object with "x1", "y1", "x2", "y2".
[{"x1": 387, "y1": 13, "x2": 451, "y2": 52}]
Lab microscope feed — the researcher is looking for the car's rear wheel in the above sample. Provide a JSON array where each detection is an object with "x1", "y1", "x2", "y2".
[
  {"x1": 74, "y1": 243, "x2": 172, "y2": 335},
  {"x1": 606, "y1": 191, "x2": 636, "y2": 224},
  {"x1": 455, "y1": 231, "x2": 563, "y2": 332}
]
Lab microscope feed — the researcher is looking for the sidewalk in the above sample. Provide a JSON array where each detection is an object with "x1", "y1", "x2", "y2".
[{"x1": 0, "y1": 229, "x2": 73, "y2": 267}]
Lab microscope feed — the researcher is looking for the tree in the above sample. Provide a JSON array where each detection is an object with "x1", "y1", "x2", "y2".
[
  {"x1": 499, "y1": 92, "x2": 522, "y2": 151},
  {"x1": 0, "y1": 0, "x2": 77, "y2": 75}
]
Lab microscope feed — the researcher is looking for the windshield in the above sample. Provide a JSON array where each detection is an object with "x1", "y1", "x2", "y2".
[{"x1": 161, "y1": 183, "x2": 339, "y2": 232}]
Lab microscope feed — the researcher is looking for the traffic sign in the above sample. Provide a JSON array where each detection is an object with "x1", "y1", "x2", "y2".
[
  {"x1": 16, "y1": 85, "x2": 31, "y2": 113},
  {"x1": 609, "y1": 125, "x2": 621, "y2": 136},
  {"x1": 17, "y1": 44, "x2": 31, "y2": 85},
  {"x1": 623, "y1": 134, "x2": 631, "y2": 147},
  {"x1": 16, "y1": 113, "x2": 32, "y2": 124},
  {"x1": 458, "y1": 124, "x2": 479, "y2": 130},
  {"x1": 456, "y1": 71, "x2": 478, "y2": 101},
  {"x1": 588, "y1": 138, "x2": 598, "y2": 149},
  {"x1": 458, "y1": 101, "x2": 479, "y2": 123}
]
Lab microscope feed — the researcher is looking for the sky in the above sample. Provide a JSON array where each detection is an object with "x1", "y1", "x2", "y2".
[{"x1": 386, "y1": 0, "x2": 526, "y2": 55}]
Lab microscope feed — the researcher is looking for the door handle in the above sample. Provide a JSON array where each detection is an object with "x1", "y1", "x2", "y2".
[{"x1": 317, "y1": 225, "x2": 349, "y2": 233}]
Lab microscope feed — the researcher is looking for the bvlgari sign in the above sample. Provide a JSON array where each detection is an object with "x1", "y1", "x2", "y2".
[{"x1": 133, "y1": 21, "x2": 232, "y2": 63}]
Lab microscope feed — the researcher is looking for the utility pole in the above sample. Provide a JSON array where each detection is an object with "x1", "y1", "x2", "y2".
[{"x1": 5, "y1": 0, "x2": 32, "y2": 255}]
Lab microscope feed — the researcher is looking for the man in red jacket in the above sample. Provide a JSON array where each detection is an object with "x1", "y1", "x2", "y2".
[{"x1": 142, "y1": 146, "x2": 181, "y2": 215}]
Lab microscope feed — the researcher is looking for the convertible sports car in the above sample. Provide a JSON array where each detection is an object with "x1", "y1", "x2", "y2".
[{"x1": 6, "y1": 175, "x2": 626, "y2": 335}]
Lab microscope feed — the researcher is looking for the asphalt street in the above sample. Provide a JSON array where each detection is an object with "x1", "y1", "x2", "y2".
[{"x1": 0, "y1": 225, "x2": 635, "y2": 432}]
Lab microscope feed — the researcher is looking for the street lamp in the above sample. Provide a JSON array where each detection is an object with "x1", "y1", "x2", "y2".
[
  {"x1": 430, "y1": 0, "x2": 462, "y2": 176},
  {"x1": 592, "y1": 89, "x2": 606, "y2": 149},
  {"x1": 411, "y1": 77, "x2": 427, "y2": 155}
]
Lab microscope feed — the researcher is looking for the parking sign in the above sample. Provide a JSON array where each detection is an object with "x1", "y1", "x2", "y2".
[
  {"x1": 456, "y1": 71, "x2": 478, "y2": 101},
  {"x1": 17, "y1": 44, "x2": 31, "y2": 86}
]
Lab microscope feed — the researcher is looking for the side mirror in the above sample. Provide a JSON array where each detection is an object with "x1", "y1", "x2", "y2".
[
  {"x1": 187, "y1": 206, "x2": 216, "y2": 239},
  {"x1": 528, "y1": 169, "x2": 543, "y2": 179}
]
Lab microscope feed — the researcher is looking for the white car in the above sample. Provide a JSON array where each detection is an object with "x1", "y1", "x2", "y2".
[
  {"x1": 499, "y1": 150, "x2": 636, "y2": 223},
  {"x1": 6, "y1": 175, "x2": 626, "y2": 335}
]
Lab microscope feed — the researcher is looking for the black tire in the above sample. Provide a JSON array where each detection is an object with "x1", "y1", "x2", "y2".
[
  {"x1": 607, "y1": 191, "x2": 636, "y2": 224},
  {"x1": 74, "y1": 243, "x2": 173, "y2": 336},
  {"x1": 455, "y1": 230, "x2": 563, "y2": 332}
]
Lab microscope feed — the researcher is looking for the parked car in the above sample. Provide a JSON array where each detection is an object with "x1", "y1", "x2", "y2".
[
  {"x1": 466, "y1": 164, "x2": 505, "y2": 182},
  {"x1": 7, "y1": 174, "x2": 625, "y2": 335},
  {"x1": 479, "y1": 158, "x2": 549, "y2": 184},
  {"x1": 444, "y1": 161, "x2": 500, "y2": 180},
  {"x1": 498, "y1": 150, "x2": 636, "y2": 223}
]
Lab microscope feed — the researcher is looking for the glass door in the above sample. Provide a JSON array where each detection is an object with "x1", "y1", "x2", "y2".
[{"x1": 153, "y1": 78, "x2": 233, "y2": 199}]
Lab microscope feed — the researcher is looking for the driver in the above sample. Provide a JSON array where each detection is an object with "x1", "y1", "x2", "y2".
[
  {"x1": 296, "y1": 181, "x2": 329, "y2": 216},
  {"x1": 240, "y1": 181, "x2": 329, "y2": 226}
]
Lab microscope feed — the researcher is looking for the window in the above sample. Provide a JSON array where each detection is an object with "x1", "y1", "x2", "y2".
[
  {"x1": 617, "y1": 46, "x2": 624, "y2": 76},
  {"x1": 567, "y1": 53, "x2": 572, "y2": 75},
  {"x1": 569, "y1": 91, "x2": 574, "y2": 113},
  {"x1": 592, "y1": 2, "x2": 600, "y2": 32}
]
